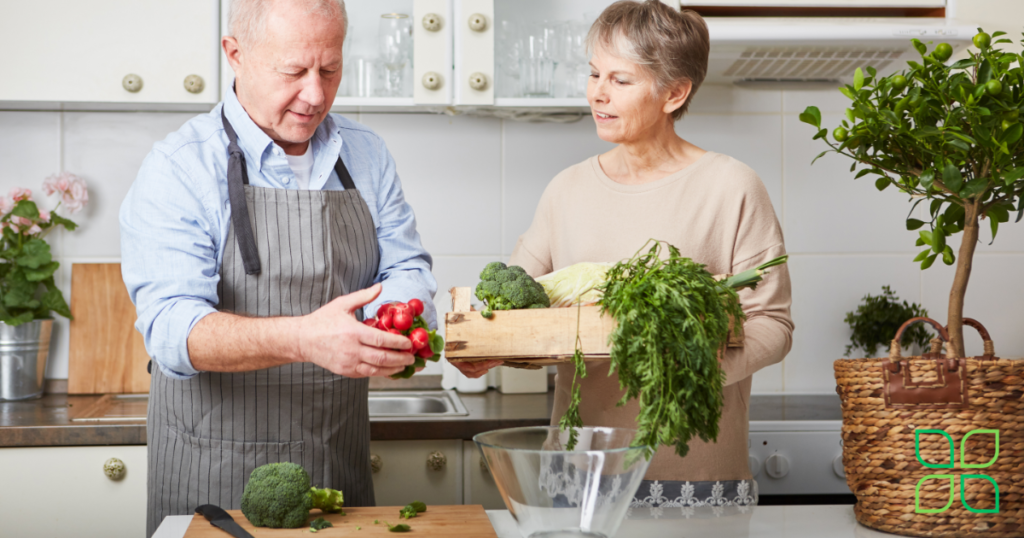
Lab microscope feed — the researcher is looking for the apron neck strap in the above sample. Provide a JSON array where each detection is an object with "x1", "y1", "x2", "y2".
[{"x1": 221, "y1": 108, "x2": 261, "y2": 275}]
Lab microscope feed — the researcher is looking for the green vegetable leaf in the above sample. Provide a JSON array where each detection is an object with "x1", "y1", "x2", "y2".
[
  {"x1": 428, "y1": 332, "x2": 444, "y2": 354},
  {"x1": 386, "y1": 521, "x2": 411, "y2": 533},
  {"x1": 309, "y1": 517, "x2": 333, "y2": 533},
  {"x1": 408, "y1": 501, "x2": 427, "y2": 513}
]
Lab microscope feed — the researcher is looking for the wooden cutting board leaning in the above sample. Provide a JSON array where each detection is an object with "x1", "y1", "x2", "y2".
[
  {"x1": 183, "y1": 506, "x2": 498, "y2": 537},
  {"x1": 67, "y1": 263, "x2": 151, "y2": 394}
]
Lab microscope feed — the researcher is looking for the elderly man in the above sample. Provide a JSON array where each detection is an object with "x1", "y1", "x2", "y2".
[{"x1": 119, "y1": 0, "x2": 435, "y2": 534}]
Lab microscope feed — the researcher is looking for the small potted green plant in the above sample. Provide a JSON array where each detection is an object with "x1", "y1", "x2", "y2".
[
  {"x1": 0, "y1": 173, "x2": 88, "y2": 400},
  {"x1": 843, "y1": 285, "x2": 930, "y2": 358}
]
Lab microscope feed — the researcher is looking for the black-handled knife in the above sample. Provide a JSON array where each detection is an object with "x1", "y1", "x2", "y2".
[{"x1": 195, "y1": 504, "x2": 255, "y2": 538}]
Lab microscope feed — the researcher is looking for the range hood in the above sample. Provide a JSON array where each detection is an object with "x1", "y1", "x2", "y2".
[
  {"x1": 672, "y1": 1, "x2": 975, "y2": 86},
  {"x1": 703, "y1": 17, "x2": 976, "y2": 86}
]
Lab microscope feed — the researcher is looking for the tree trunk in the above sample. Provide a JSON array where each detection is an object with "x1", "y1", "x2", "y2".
[{"x1": 947, "y1": 201, "x2": 980, "y2": 358}]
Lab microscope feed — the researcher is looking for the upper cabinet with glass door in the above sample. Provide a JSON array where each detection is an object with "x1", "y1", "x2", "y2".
[
  {"x1": 220, "y1": 0, "x2": 453, "y2": 109},
  {"x1": 455, "y1": 0, "x2": 617, "y2": 107}
]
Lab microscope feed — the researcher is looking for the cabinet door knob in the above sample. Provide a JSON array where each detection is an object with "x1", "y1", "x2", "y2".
[
  {"x1": 370, "y1": 454, "x2": 383, "y2": 473},
  {"x1": 183, "y1": 75, "x2": 205, "y2": 94},
  {"x1": 422, "y1": 13, "x2": 442, "y2": 32},
  {"x1": 104, "y1": 457, "x2": 126, "y2": 480},
  {"x1": 422, "y1": 72, "x2": 443, "y2": 91},
  {"x1": 122, "y1": 74, "x2": 143, "y2": 93},
  {"x1": 426, "y1": 450, "x2": 447, "y2": 471},
  {"x1": 468, "y1": 73, "x2": 488, "y2": 91},
  {"x1": 467, "y1": 13, "x2": 487, "y2": 32}
]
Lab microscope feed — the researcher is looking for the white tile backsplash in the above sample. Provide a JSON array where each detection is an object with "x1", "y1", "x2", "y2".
[
  {"x1": 502, "y1": 116, "x2": 614, "y2": 253},
  {"x1": 62, "y1": 111, "x2": 196, "y2": 257},
  {"x1": 783, "y1": 114, "x2": 921, "y2": 254},
  {"x1": 786, "y1": 254, "x2": 923, "y2": 392},
  {"x1": 921, "y1": 254, "x2": 1024, "y2": 359},
  {"x1": 1, "y1": 91, "x2": 1013, "y2": 393},
  {"x1": 358, "y1": 113, "x2": 502, "y2": 256}
]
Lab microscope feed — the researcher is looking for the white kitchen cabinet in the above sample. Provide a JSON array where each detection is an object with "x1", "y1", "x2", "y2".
[
  {"x1": 0, "y1": 0, "x2": 219, "y2": 106},
  {"x1": 369, "y1": 439, "x2": 463, "y2": 506},
  {"x1": 0, "y1": 445, "x2": 147, "y2": 538},
  {"x1": 462, "y1": 440, "x2": 507, "y2": 509}
]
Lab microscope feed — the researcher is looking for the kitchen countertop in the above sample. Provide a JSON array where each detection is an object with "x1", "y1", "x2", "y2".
[
  {"x1": 0, "y1": 389, "x2": 555, "y2": 448},
  {"x1": 154, "y1": 505, "x2": 891, "y2": 538}
]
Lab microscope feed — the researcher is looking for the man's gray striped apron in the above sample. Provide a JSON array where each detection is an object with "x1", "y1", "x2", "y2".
[{"x1": 146, "y1": 111, "x2": 380, "y2": 536}]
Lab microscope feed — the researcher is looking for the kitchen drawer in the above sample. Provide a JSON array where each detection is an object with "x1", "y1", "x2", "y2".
[
  {"x1": 369, "y1": 439, "x2": 463, "y2": 506},
  {"x1": 462, "y1": 440, "x2": 506, "y2": 509},
  {"x1": 0, "y1": 445, "x2": 147, "y2": 538}
]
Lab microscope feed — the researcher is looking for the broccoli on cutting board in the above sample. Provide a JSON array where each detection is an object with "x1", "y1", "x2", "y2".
[
  {"x1": 240, "y1": 462, "x2": 344, "y2": 528},
  {"x1": 475, "y1": 262, "x2": 550, "y2": 318}
]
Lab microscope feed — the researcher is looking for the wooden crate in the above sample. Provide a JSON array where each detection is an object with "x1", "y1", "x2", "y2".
[{"x1": 444, "y1": 287, "x2": 743, "y2": 368}]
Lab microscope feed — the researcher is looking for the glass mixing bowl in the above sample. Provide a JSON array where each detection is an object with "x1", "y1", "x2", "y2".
[{"x1": 474, "y1": 426, "x2": 651, "y2": 538}]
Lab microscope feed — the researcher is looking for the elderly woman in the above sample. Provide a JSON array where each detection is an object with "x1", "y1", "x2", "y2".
[{"x1": 457, "y1": 0, "x2": 793, "y2": 512}]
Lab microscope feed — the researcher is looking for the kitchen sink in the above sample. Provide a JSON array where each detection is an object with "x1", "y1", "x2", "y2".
[
  {"x1": 367, "y1": 390, "x2": 469, "y2": 418},
  {"x1": 69, "y1": 390, "x2": 468, "y2": 422}
]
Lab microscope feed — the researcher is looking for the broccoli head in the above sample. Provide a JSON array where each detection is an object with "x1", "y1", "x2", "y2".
[
  {"x1": 475, "y1": 263, "x2": 550, "y2": 318},
  {"x1": 241, "y1": 462, "x2": 344, "y2": 529}
]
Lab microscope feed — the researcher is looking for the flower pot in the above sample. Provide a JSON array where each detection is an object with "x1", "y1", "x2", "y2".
[{"x1": 0, "y1": 319, "x2": 53, "y2": 401}]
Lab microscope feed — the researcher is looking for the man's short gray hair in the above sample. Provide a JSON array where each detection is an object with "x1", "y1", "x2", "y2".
[
  {"x1": 229, "y1": 0, "x2": 348, "y2": 49},
  {"x1": 587, "y1": 0, "x2": 709, "y2": 120}
]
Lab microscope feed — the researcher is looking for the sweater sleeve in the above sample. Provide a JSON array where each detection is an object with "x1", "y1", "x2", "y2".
[{"x1": 710, "y1": 160, "x2": 794, "y2": 387}]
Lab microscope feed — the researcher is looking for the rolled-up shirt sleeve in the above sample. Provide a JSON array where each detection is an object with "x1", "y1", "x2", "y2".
[
  {"x1": 120, "y1": 150, "x2": 220, "y2": 379},
  {"x1": 363, "y1": 139, "x2": 437, "y2": 328}
]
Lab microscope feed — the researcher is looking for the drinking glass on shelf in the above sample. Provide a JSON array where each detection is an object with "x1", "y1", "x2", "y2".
[
  {"x1": 496, "y1": 20, "x2": 523, "y2": 98},
  {"x1": 519, "y1": 22, "x2": 560, "y2": 98},
  {"x1": 564, "y1": 20, "x2": 591, "y2": 98},
  {"x1": 378, "y1": 13, "x2": 413, "y2": 97}
]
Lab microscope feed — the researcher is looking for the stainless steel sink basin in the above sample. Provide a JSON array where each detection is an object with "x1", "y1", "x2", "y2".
[
  {"x1": 368, "y1": 390, "x2": 468, "y2": 418},
  {"x1": 69, "y1": 390, "x2": 469, "y2": 421}
]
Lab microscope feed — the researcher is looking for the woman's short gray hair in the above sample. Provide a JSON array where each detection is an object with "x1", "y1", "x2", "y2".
[
  {"x1": 229, "y1": 0, "x2": 348, "y2": 49},
  {"x1": 587, "y1": 0, "x2": 709, "y2": 120}
]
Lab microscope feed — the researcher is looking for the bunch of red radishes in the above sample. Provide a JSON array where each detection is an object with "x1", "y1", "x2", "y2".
[{"x1": 364, "y1": 298, "x2": 444, "y2": 379}]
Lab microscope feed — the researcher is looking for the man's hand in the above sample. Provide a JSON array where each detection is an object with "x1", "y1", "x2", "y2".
[
  {"x1": 298, "y1": 283, "x2": 415, "y2": 378},
  {"x1": 450, "y1": 360, "x2": 503, "y2": 379}
]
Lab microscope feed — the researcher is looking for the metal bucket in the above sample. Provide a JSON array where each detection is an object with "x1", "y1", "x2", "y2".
[{"x1": 0, "y1": 319, "x2": 53, "y2": 401}]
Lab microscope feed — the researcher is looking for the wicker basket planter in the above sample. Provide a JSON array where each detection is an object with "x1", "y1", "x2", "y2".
[{"x1": 834, "y1": 317, "x2": 1024, "y2": 537}]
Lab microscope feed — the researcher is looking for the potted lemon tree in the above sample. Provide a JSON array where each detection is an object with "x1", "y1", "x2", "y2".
[{"x1": 802, "y1": 31, "x2": 1024, "y2": 537}]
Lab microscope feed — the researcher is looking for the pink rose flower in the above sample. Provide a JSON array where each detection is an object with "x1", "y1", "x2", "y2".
[
  {"x1": 9, "y1": 187, "x2": 32, "y2": 202},
  {"x1": 38, "y1": 210, "x2": 50, "y2": 223}
]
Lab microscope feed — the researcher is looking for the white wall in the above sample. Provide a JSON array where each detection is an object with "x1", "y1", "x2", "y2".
[{"x1": 1, "y1": 83, "x2": 1022, "y2": 393}]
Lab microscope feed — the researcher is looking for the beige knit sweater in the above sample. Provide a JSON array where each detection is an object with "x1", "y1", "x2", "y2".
[{"x1": 509, "y1": 152, "x2": 794, "y2": 481}]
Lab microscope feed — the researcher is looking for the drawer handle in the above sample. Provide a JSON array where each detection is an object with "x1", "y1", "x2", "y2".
[
  {"x1": 104, "y1": 457, "x2": 126, "y2": 481},
  {"x1": 122, "y1": 74, "x2": 143, "y2": 93},
  {"x1": 427, "y1": 450, "x2": 447, "y2": 471},
  {"x1": 370, "y1": 453, "x2": 383, "y2": 474}
]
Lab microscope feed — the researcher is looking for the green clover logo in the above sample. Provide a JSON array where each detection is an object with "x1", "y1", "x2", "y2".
[{"x1": 914, "y1": 429, "x2": 1000, "y2": 514}]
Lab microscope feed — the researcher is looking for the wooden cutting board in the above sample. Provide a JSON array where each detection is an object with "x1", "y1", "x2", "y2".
[
  {"x1": 68, "y1": 263, "x2": 151, "y2": 394},
  {"x1": 183, "y1": 506, "x2": 497, "y2": 537}
]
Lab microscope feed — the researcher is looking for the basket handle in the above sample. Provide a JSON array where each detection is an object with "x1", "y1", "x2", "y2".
[
  {"x1": 882, "y1": 317, "x2": 967, "y2": 410},
  {"x1": 888, "y1": 317, "x2": 949, "y2": 363},
  {"x1": 944, "y1": 318, "x2": 996, "y2": 359}
]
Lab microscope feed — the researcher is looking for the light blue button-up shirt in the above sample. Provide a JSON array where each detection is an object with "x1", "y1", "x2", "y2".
[{"x1": 120, "y1": 87, "x2": 436, "y2": 380}]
